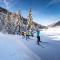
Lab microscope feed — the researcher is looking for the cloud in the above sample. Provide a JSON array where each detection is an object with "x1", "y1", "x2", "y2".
[
  {"x1": 0, "y1": 0, "x2": 13, "y2": 10},
  {"x1": 46, "y1": 0, "x2": 60, "y2": 7},
  {"x1": 3, "y1": 0, "x2": 11, "y2": 9},
  {"x1": 1, "y1": 0, "x2": 22, "y2": 10}
]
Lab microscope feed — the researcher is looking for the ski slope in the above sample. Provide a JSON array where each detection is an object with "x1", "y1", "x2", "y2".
[
  {"x1": 0, "y1": 32, "x2": 41, "y2": 60},
  {"x1": 0, "y1": 31, "x2": 60, "y2": 60}
]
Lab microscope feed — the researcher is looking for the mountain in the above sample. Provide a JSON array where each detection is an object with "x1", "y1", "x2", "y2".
[
  {"x1": 22, "y1": 17, "x2": 46, "y2": 29},
  {"x1": 47, "y1": 21, "x2": 60, "y2": 28},
  {"x1": 52, "y1": 21, "x2": 60, "y2": 27},
  {"x1": 33, "y1": 21, "x2": 46, "y2": 29},
  {"x1": 0, "y1": 7, "x2": 45, "y2": 34},
  {"x1": 0, "y1": 7, "x2": 8, "y2": 14}
]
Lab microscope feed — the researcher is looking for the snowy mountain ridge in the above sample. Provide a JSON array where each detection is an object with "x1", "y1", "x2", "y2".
[
  {"x1": 47, "y1": 21, "x2": 60, "y2": 27},
  {"x1": 0, "y1": 7, "x2": 45, "y2": 34}
]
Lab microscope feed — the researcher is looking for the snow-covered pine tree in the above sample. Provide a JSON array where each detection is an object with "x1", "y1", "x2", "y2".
[
  {"x1": 5, "y1": 12, "x2": 12, "y2": 34},
  {"x1": 10, "y1": 13, "x2": 17, "y2": 34},
  {"x1": 15, "y1": 10, "x2": 23, "y2": 34},
  {"x1": 0, "y1": 12, "x2": 6, "y2": 31},
  {"x1": 27, "y1": 9, "x2": 35, "y2": 36}
]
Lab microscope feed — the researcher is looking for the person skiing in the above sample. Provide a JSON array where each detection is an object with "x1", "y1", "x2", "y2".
[
  {"x1": 21, "y1": 32, "x2": 25, "y2": 38},
  {"x1": 26, "y1": 31, "x2": 30, "y2": 40},
  {"x1": 21, "y1": 32, "x2": 24, "y2": 36},
  {"x1": 36, "y1": 29, "x2": 41, "y2": 45}
]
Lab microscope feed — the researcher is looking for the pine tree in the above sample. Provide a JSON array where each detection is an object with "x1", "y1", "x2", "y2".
[
  {"x1": 10, "y1": 13, "x2": 17, "y2": 34},
  {"x1": 27, "y1": 9, "x2": 35, "y2": 36},
  {"x1": 5, "y1": 12, "x2": 11, "y2": 33},
  {"x1": 27, "y1": 9, "x2": 33, "y2": 30},
  {"x1": 15, "y1": 10, "x2": 23, "y2": 34},
  {"x1": 0, "y1": 12, "x2": 5, "y2": 31}
]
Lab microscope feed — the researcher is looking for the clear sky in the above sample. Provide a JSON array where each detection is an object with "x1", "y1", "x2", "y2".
[{"x1": 0, "y1": 0, "x2": 60, "y2": 26}]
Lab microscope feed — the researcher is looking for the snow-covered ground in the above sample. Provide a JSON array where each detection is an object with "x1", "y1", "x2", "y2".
[
  {"x1": 0, "y1": 32, "x2": 41, "y2": 60},
  {"x1": 42, "y1": 26, "x2": 60, "y2": 41},
  {"x1": 0, "y1": 29, "x2": 60, "y2": 60}
]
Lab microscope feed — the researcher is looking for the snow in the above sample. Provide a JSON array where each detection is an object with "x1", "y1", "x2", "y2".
[
  {"x1": 0, "y1": 32, "x2": 41, "y2": 60},
  {"x1": 42, "y1": 26, "x2": 60, "y2": 41},
  {"x1": 0, "y1": 30, "x2": 60, "y2": 60}
]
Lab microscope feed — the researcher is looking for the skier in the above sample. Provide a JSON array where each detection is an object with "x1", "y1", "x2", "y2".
[
  {"x1": 21, "y1": 32, "x2": 24, "y2": 36},
  {"x1": 36, "y1": 29, "x2": 41, "y2": 45},
  {"x1": 31, "y1": 31, "x2": 34, "y2": 37},
  {"x1": 21, "y1": 32, "x2": 25, "y2": 38},
  {"x1": 26, "y1": 31, "x2": 30, "y2": 40}
]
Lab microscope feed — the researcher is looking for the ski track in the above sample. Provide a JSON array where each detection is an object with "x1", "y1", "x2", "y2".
[
  {"x1": 0, "y1": 32, "x2": 41, "y2": 60},
  {"x1": 0, "y1": 32, "x2": 60, "y2": 60}
]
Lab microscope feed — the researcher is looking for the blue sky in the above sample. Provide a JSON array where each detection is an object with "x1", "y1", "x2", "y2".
[{"x1": 0, "y1": 0, "x2": 60, "y2": 26}]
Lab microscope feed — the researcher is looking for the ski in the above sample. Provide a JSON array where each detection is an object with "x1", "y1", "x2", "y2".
[{"x1": 39, "y1": 43, "x2": 45, "y2": 48}]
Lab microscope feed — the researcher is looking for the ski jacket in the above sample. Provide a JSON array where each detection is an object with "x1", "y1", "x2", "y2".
[{"x1": 37, "y1": 31, "x2": 40, "y2": 37}]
